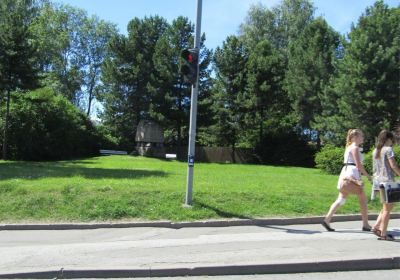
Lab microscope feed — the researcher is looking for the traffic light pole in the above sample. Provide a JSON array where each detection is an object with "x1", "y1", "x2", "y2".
[{"x1": 185, "y1": 0, "x2": 202, "y2": 206}]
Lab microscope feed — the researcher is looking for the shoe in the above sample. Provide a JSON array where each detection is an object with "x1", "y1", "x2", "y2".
[
  {"x1": 377, "y1": 234, "x2": 395, "y2": 241},
  {"x1": 362, "y1": 226, "x2": 372, "y2": 232},
  {"x1": 322, "y1": 221, "x2": 335, "y2": 232}
]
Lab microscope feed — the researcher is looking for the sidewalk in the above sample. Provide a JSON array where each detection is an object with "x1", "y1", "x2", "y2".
[{"x1": 0, "y1": 219, "x2": 399, "y2": 278}]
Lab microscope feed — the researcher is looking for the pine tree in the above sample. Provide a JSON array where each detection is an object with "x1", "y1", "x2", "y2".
[
  {"x1": 285, "y1": 17, "x2": 340, "y2": 146},
  {"x1": 101, "y1": 16, "x2": 168, "y2": 149},
  {"x1": 212, "y1": 36, "x2": 248, "y2": 156},
  {"x1": 316, "y1": 1, "x2": 400, "y2": 146},
  {"x1": 245, "y1": 39, "x2": 286, "y2": 145},
  {"x1": 0, "y1": 0, "x2": 41, "y2": 159}
]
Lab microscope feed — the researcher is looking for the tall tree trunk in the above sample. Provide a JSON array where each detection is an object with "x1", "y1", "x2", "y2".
[
  {"x1": 86, "y1": 83, "x2": 94, "y2": 116},
  {"x1": 86, "y1": 74, "x2": 96, "y2": 116},
  {"x1": 2, "y1": 89, "x2": 11, "y2": 160}
]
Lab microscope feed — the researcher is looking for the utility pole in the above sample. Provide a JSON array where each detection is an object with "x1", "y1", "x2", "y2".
[{"x1": 185, "y1": 0, "x2": 202, "y2": 206}]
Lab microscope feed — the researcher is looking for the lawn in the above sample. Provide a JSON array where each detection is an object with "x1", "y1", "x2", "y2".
[{"x1": 0, "y1": 155, "x2": 397, "y2": 222}]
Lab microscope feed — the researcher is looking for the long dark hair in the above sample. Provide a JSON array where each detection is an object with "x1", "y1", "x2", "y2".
[{"x1": 375, "y1": 130, "x2": 394, "y2": 159}]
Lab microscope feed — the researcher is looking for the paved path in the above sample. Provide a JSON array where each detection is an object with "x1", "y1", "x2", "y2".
[{"x1": 0, "y1": 220, "x2": 399, "y2": 278}]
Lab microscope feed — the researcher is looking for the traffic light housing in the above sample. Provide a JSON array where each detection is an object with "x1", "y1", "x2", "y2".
[{"x1": 180, "y1": 48, "x2": 199, "y2": 85}]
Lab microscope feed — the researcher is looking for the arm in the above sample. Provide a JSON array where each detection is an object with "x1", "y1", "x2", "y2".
[
  {"x1": 351, "y1": 147, "x2": 372, "y2": 181},
  {"x1": 388, "y1": 157, "x2": 400, "y2": 177}
]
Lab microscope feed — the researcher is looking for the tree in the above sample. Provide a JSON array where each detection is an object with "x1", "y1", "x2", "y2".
[
  {"x1": 101, "y1": 16, "x2": 168, "y2": 150},
  {"x1": 285, "y1": 17, "x2": 340, "y2": 146},
  {"x1": 151, "y1": 17, "x2": 213, "y2": 146},
  {"x1": 79, "y1": 16, "x2": 117, "y2": 116},
  {"x1": 32, "y1": 3, "x2": 117, "y2": 113},
  {"x1": 0, "y1": 0, "x2": 41, "y2": 159},
  {"x1": 315, "y1": 1, "x2": 400, "y2": 146},
  {"x1": 32, "y1": 3, "x2": 86, "y2": 105},
  {"x1": 212, "y1": 36, "x2": 248, "y2": 156},
  {"x1": 245, "y1": 39, "x2": 286, "y2": 145},
  {"x1": 239, "y1": 0, "x2": 314, "y2": 50}
]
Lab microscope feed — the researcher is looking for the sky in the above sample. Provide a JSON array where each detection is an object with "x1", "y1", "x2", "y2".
[{"x1": 56, "y1": 0, "x2": 399, "y2": 50}]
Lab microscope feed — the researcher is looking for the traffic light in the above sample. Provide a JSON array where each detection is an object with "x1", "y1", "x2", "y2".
[{"x1": 180, "y1": 48, "x2": 199, "y2": 85}]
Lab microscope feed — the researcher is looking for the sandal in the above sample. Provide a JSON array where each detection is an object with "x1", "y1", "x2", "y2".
[
  {"x1": 377, "y1": 234, "x2": 395, "y2": 241},
  {"x1": 322, "y1": 221, "x2": 335, "y2": 232},
  {"x1": 362, "y1": 226, "x2": 371, "y2": 232},
  {"x1": 372, "y1": 228, "x2": 382, "y2": 237}
]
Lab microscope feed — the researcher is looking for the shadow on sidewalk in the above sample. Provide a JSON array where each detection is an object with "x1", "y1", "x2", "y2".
[
  {"x1": 196, "y1": 201, "x2": 321, "y2": 235},
  {"x1": 259, "y1": 225, "x2": 321, "y2": 235}
]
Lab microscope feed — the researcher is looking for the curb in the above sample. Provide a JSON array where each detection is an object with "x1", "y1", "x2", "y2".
[
  {"x1": 1, "y1": 213, "x2": 399, "y2": 231},
  {"x1": 0, "y1": 257, "x2": 399, "y2": 279}
]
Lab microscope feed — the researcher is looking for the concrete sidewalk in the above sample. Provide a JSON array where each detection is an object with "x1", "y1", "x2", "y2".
[{"x1": 0, "y1": 219, "x2": 399, "y2": 278}]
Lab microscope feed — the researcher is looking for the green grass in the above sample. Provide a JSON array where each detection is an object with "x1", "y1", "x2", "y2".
[{"x1": 0, "y1": 155, "x2": 398, "y2": 222}]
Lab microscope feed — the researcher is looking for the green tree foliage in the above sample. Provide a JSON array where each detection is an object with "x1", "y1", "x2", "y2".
[
  {"x1": 32, "y1": 3, "x2": 86, "y2": 104},
  {"x1": 0, "y1": 0, "x2": 41, "y2": 159},
  {"x1": 0, "y1": 87, "x2": 106, "y2": 160},
  {"x1": 211, "y1": 36, "x2": 248, "y2": 151},
  {"x1": 151, "y1": 17, "x2": 194, "y2": 147},
  {"x1": 244, "y1": 40, "x2": 287, "y2": 145},
  {"x1": 316, "y1": 1, "x2": 400, "y2": 146},
  {"x1": 32, "y1": 3, "x2": 117, "y2": 112},
  {"x1": 151, "y1": 17, "x2": 213, "y2": 146},
  {"x1": 79, "y1": 16, "x2": 117, "y2": 116},
  {"x1": 285, "y1": 17, "x2": 340, "y2": 145},
  {"x1": 236, "y1": 0, "x2": 317, "y2": 149},
  {"x1": 101, "y1": 16, "x2": 169, "y2": 150},
  {"x1": 101, "y1": 16, "x2": 212, "y2": 149},
  {"x1": 239, "y1": 0, "x2": 314, "y2": 50}
]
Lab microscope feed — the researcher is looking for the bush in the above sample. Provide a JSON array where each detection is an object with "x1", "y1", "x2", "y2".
[
  {"x1": 363, "y1": 149, "x2": 373, "y2": 175},
  {"x1": 255, "y1": 131, "x2": 316, "y2": 167},
  {"x1": 316, "y1": 144, "x2": 400, "y2": 175},
  {"x1": 0, "y1": 87, "x2": 109, "y2": 160},
  {"x1": 315, "y1": 144, "x2": 344, "y2": 174}
]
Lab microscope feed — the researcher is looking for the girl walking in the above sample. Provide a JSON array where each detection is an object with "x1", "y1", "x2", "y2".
[
  {"x1": 371, "y1": 130, "x2": 400, "y2": 241},
  {"x1": 322, "y1": 129, "x2": 372, "y2": 231}
]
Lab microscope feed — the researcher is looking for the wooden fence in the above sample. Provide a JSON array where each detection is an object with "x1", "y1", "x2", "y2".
[{"x1": 164, "y1": 146, "x2": 259, "y2": 164}]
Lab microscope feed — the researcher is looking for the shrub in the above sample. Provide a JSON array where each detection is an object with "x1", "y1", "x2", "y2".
[
  {"x1": 255, "y1": 131, "x2": 316, "y2": 167},
  {"x1": 316, "y1": 144, "x2": 400, "y2": 175},
  {"x1": 315, "y1": 144, "x2": 344, "y2": 174},
  {"x1": 363, "y1": 149, "x2": 373, "y2": 175},
  {"x1": 0, "y1": 87, "x2": 108, "y2": 160}
]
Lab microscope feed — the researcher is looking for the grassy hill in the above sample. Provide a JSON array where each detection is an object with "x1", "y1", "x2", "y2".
[{"x1": 0, "y1": 155, "x2": 397, "y2": 222}]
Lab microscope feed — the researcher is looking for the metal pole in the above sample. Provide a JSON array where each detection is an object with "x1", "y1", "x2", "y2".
[{"x1": 185, "y1": 0, "x2": 202, "y2": 206}]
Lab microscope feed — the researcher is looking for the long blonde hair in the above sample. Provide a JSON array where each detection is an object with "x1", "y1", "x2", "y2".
[{"x1": 346, "y1": 129, "x2": 363, "y2": 147}]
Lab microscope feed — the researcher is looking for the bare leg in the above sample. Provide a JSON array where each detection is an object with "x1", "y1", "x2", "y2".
[
  {"x1": 324, "y1": 192, "x2": 348, "y2": 225},
  {"x1": 373, "y1": 209, "x2": 383, "y2": 231},
  {"x1": 357, "y1": 190, "x2": 371, "y2": 228},
  {"x1": 380, "y1": 203, "x2": 394, "y2": 237}
]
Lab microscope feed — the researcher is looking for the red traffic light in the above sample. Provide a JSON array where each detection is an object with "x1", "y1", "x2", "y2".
[
  {"x1": 180, "y1": 48, "x2": 199, "y2": 85},
  {"x1": 181, "y1": 49, "x2": 195, "y2": 63}
]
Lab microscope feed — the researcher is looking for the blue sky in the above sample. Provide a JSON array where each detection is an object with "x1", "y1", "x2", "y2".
[{"x1": 56, "y1": 0, "x2": 399, "y2": 50}]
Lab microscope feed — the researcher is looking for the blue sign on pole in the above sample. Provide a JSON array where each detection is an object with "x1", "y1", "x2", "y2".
[{"x1": 188, "y1": 155, "x2": 195, "y2": 167}]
